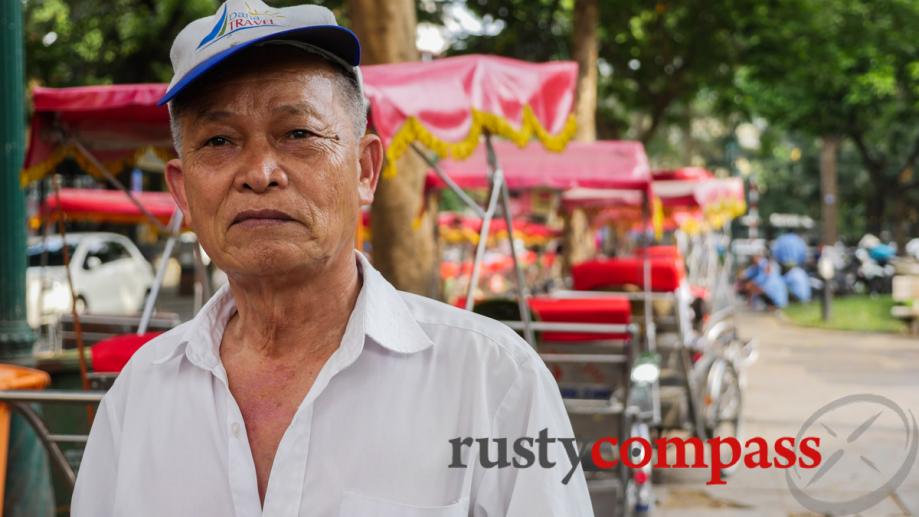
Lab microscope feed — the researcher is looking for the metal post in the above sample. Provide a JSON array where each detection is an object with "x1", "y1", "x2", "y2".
[
  {"x1": 71, "y1": 140, "x2": 168, "y2": 233},
  {"x1": 485, "y1": 135, "x2": 535, "y2": 346},
  {"x1": 0, "y1": 0, "x2": 37, "y2": 359},
  {"x1": 1, "y1": 9, "x2": 54, "y2": 512},
  {"x1": 410, "y1": 144, "x2": 485, "y2": 219},
  {"x1": 465, "y1": 163, "x2": 503, "y2": 311},
  {"x1": 641, "y1": 189, "x2": 656, "y2": 352},
  {"x1": 138, "y1": 209, "x2": 183, "y2": 334}
]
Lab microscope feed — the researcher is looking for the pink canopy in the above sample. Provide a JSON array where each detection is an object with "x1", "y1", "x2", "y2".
[
  {"x1": 23, "y1": 55, "x2": 580, "y2": 183},
  {"x1": 41, "y1": 188, "x2": 178, "y2": 225},
  {"x1": 429, "y1": 140, "x2": 651, "y2": 191},
  {"x1": 651, "y1": 168, "x2": 745, "y2": 208},
  {"x1": 652, "y1": 167, "x2": 713, "y2": 182},
  {"x1": 362, "y1": 55, "x2": 579, "y2": 177},
  {"x1": 650, "y1": 169, "x2": 746, "y2": 230},
  {"x1": 23, "y1": 84, "x2": 173, "y2": 186}
]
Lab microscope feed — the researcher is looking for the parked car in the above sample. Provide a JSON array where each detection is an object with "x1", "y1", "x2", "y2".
[{"x1": 26, "y1": 232, "x2": 155, "y2": 327}]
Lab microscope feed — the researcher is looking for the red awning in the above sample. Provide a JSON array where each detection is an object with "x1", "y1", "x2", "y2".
[
  {"x1": 430, "y1": 140, "x2": 650, "y2": 191},
  {"x1": 363, "y1": 55, "x2": 579, "y2": 177},
  {"x1": 651, "y1": 169, "x2": 746, "y2": 230},
  {"x1": 652, "y1": 167, "x2": 713, "y2": 182},
  {"x1": 23, "y1": 84, "x2": 174, "y2": 186},
  {"x1": 24, "y1": 55, "x2": 579, "y2": 183},
  {"x1": 41, "y1": 188, "x2": 178, "y2": 225}
]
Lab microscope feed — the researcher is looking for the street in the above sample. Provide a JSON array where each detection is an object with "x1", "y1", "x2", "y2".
[{"x1": 655, "y1": 312, "x2": 919, "y2": 516}]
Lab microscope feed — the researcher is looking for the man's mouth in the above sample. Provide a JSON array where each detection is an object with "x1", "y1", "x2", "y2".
[{"x1": 231, "y1": 209, "x2": 296, "y2": 227}]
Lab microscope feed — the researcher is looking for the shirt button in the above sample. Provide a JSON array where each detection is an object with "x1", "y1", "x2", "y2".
[{"x1": 231, "y1": 422, "x2": 241, "y2": 438}]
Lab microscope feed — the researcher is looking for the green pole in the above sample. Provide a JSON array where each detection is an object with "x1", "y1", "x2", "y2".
[{"x1": 0, "y1": 0, "x2": 37, "y2": 360}]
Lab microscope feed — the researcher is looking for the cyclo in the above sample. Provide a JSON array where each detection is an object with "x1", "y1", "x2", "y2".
[
  {"x1": 557, "y1": 166, "x2": 755, "y2": 480},
  {"x1": 431, "y1": 139, "x2": 661, "y2": 514}
]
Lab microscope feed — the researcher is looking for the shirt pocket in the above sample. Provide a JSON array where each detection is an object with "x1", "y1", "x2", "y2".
[{"x1": 338, "y1": 492, "x2": 470, "y2": 517}]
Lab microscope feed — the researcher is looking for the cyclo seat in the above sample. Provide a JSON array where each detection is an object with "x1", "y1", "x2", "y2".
[
  {"x1": 571, "y1": 256, "x2": 685, "y2": 292},
  {"x1": 469, "y1": 296, "x2": 632, "y2": 343}
]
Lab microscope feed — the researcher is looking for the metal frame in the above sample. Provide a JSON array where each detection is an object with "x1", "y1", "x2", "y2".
[
  {"x1": 0, "y1": 390, "x2": 105, "y2": 488},
  {"x1": 414, "y1": 134, "x2": 535, "y2": 345},
  {"x1": 417, "y1": 135, "x2": 661, "y2": 514}
]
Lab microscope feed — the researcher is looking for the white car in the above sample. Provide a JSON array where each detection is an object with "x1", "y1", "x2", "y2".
[{"x1": 26, "y1": 232, "x2": 155, "y2": 327}]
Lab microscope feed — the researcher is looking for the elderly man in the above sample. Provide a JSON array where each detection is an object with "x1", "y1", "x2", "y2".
[{"x1": 71, "y1": 1, "x2": 592, "y2": 516}]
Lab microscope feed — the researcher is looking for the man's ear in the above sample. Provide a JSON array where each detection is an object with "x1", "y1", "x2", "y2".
[
  {"x1": 357, "y1": 133, "x2": 383, "y2": 206},
  {"x1": 164, "y1": 158, "x2": 193, "y2": 226}
]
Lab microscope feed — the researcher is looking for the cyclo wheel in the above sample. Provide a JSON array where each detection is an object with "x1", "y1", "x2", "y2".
[{"x1": 702, "y1": 358, "x2": 743, "y2": 476}]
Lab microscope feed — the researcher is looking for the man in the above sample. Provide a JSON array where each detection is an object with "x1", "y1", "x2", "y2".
[
  {"x1": 738, "y1": 253, "x2": 789, "y2": 309},
  {"x1": 71, "y1": 2, "x2": 592, "y2": 516}
]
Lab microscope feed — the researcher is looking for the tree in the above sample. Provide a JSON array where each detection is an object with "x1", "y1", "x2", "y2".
[
  {"x1": 562, "y1": 0, "x2": 599, "y2": 269},
  {"x1": 24, "y1": 0, "x2": 346, "y2": 86},
  {"x1": 455, "y1": 0, "x2": 762, "y2": 162},
  {"x1": 738, "y1": 0, "x2": 919, "y2": 241},
  {"x1": 25, "y1": 0, "x2": 215, "y2": 86},
  {"x1": 347, "y1": 0, "x2": 439, "y2": 296},
  {"x1": 571, "y1": 0, "x2": 597, "y2": 142}
]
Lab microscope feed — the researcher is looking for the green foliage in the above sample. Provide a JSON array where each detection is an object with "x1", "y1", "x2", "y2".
[
  {"x1": 23, "y1": 0, "x2": 347, "y2": 86},
  {"x1": 738, "y1": 0, "x2": 919, "y2": 234}
]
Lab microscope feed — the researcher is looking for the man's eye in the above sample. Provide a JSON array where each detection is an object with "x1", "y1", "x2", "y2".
[
  {"x1": 288, "y1": 129, "x2": 313, "y2": 139},
  {"x1": 204, "y1": 136, "x2": 230, "y2": 147}
]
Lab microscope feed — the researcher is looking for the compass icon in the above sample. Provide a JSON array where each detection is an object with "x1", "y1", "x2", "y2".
[{"x1": 786, "y1": 393, "x2": 918, "y2": 515}]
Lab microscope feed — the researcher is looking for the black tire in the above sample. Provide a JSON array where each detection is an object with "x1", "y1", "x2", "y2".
[{"x1": 703, "y1": 359, "x2": 742, "y2": 478}]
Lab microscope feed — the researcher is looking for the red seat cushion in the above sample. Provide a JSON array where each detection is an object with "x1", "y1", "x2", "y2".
[
  {"x1": 571, "y1": 257, "x2": 685, "y2": 292},
  {"x1": 90, "y1": 332, "x2": 163, "y2": 373},
  {"x1": 528, "y1": 296, "x2": 631, "y2": 342}
]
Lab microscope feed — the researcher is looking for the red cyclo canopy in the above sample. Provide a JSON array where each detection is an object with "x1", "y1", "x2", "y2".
[
  {"x1": 41, "y1": 188, "x2": 178, "y2": 225},
  {"x1": 430, "y1": 140, "x2": 650, "y2": 191},
  {"x1": 23, "y1": 84, "x2": 173, "y2": 186},
  {"x1": 652, "y1": 167, "x2": 713, "y2": 182},
  {"x1": 24, "y1": 55, "x2": 580, "y2": 183},
  {"x1": 363, "y1": 55, "x2": 579, "y2": 177}
]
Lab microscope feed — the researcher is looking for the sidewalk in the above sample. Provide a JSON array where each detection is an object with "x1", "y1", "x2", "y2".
[{"x1": 654, "y1": 312, "x2": 919, "y2": 516}]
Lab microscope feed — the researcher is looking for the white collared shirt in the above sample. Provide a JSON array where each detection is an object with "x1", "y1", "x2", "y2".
[{"x1": 72, "y1": 252, "x2": 592, "y2": 517}]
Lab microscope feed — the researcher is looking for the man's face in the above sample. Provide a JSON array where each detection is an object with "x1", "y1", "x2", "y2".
[{"x1": 165, "y1": 51, "x2": 381, "y2": 280}]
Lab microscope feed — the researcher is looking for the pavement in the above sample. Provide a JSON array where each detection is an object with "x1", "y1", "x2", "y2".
[{"x1": 651, "y1": 311, "x2": 919, "y2": 517}]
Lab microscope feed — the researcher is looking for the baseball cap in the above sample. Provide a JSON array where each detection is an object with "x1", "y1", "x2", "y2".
[{"x1": 158, "y1": 0, "x2": 361, "y2": 106}]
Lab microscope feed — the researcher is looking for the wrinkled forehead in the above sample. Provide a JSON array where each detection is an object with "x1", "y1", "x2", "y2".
[{"x1": 171, "y1": 47, "x2": 343, "y2": 117}]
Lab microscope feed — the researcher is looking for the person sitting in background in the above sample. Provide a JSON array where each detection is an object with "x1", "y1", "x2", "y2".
[
  {"x1": 738, "y1": 253, "x2": 789, "y2": 309},
  {"x1": 783, "y1": 266, "x2": 812, "y2": 302}
]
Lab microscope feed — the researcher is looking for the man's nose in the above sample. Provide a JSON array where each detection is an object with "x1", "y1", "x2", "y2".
[{"x1": 234, "y1": 139, "x2": 289, "y2": 193}]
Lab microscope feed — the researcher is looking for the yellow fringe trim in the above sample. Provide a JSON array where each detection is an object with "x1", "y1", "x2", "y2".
[
  {"x1": 652, "y1": 197, "x2": 664, "y2": 240},
  {"x1": 20, "y1": 145, "x2": 176, "y2": 187},
  {"x1": 382, "y1": 105, "x2": 578, "y2": 178}
]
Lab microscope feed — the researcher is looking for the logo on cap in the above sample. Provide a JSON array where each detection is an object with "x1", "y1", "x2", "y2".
[{"x1": 197, "y1": 1, "x2": 287, "y2": 51}]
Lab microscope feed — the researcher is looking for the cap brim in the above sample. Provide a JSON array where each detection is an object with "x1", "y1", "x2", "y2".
[{"x1": 157, "y1": 25, "x2": 360, "y2": 106}]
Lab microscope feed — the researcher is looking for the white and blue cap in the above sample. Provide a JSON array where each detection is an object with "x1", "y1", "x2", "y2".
[{"x1": 158, "y1": 0, "x2": 361, "y2": 106}]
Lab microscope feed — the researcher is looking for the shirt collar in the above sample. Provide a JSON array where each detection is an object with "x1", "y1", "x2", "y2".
[
  {"x1": 153, "y1": 251, "x2": 433, "y2": 368},
  {"x1": 356, "y1": 251, "x2": 434, "y2": 354}
]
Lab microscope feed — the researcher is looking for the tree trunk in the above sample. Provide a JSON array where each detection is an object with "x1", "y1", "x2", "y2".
[
  {"x1": 819, "y1": 136, "x2": 840, "y2": 245},
  {"x1": 865, "y1": 181, "x2": 886, "y2": 236},
  {"x1": 347, "y1": 0, "x2": 417, "y2": 64},
  {"x1": 348, "y1": 0, "x2": 437, "y2": 296},
  {"x1": 561, "y1": 207, "x2": 596, "y2": 271},
  {"x1": 571, "y1": 0, "x2": 598, "y2": 142},
  {"x1": 562, "y1": 0, "x2": 599, "y2": 273}
]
